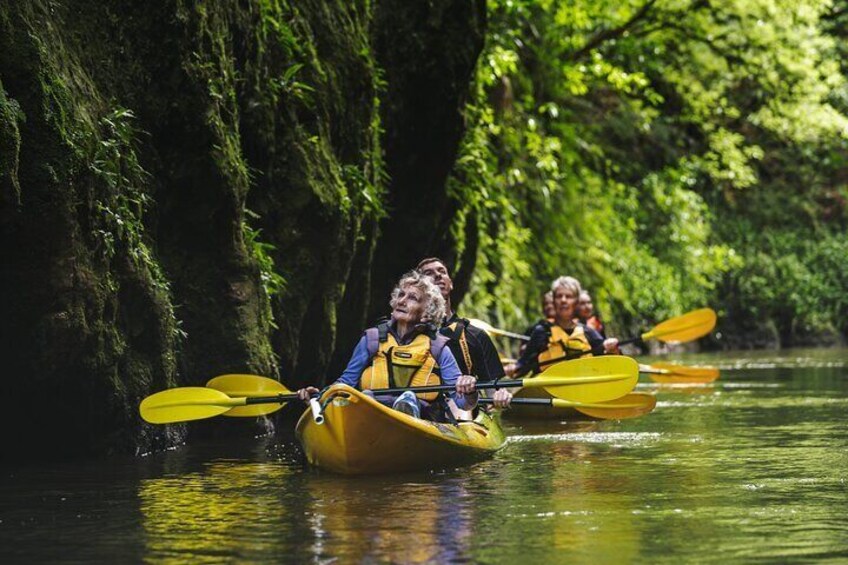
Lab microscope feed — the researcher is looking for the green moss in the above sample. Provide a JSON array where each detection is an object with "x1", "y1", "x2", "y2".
[
  {"x1": 1, "y1": 0, "x2": 476, "y2": 454},
  {"x1": 0, "y1": 82, "x2": 23, "y2": 206},
  {"x1": 0, "y1": 1, "x2": 184, "y2": 455}
]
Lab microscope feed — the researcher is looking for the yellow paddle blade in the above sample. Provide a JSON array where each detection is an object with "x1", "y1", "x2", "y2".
[
  {"x1": 642, "y1": 308, "x2": 717, "y2": 343},
  {"x1": 468, "y1": 319, "x2": 530, "y2": 341},
  {"x1": 569, "y1": 392, "x2": 657, "y2": 420},
  {"x1": 532, "y1": 356, "x2": 639, "y2": 403},
  {"x1": 206, "y1": 374, "x2": 291, "y2": 417},
  {"x1": 140, "y1": 387, "x2": 246, "y2": 424},
  {"x1": 646, "y1": 362, "x2": 720, "y2": 384},
  {"x1": 468, "y1": 318, "x2": 495, "y2": 333}
]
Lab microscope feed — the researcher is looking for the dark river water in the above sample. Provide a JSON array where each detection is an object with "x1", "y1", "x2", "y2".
[{"x1": 2, "y1": 348, "x2": 847, "y2": 563}]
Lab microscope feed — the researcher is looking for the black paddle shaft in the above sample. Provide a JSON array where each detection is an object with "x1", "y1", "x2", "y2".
[
  {"x1": 616, "y1": 335, "x2": 642, "y2": 346},
  {"x1": 478, "y1": 397, "x2": 553, "y2": 406},
  {"x1": 244, "y1": 394, "x2": 299, "y2": 405},
  {"x1": 239, "y1": 380, "x2": 528, "y2": 406},
  {"x1": 359, "y1": 379, "x2": 526, "y2": 396}
]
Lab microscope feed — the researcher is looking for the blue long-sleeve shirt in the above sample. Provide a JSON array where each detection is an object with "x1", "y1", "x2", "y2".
[{"x1": 336, "y1": 334, "x2": 473, "y2": 409}]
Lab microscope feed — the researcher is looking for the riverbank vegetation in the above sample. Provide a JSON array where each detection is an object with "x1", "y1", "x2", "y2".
[{"x1": 453, "y1": 0, "x2": 847, "y2": 349}]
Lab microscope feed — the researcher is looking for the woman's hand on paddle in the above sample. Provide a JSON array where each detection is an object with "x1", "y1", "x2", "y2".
[
  {"x1": 503, "y1": 363, "x2": 518, "y2": 377},
  {"x1": 455, "y1": 375, "x2": 478, "y2": 395},
  {"x1": 603, "y1": 338, "x2": 620, "y2": 354},
  {"x1": 296, "y1": 386, "x2": 319, "y2": 401},
  {"x1": 492, "y1": 388, "x2": 513, "y2": 409}
]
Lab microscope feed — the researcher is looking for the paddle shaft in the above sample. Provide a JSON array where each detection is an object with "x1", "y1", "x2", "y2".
[
  {"x1": 477, "y1": 397, "x2": 650, "y2": 409},
  {"x1": 215, "y1": 375, "x2": 632, "y2": 407},
  {"x1": 225, "y1": 378, "x2": 546, "y2": 406},
  {"x1": 244, "y1": 393, "x2": 299, "y2": 405},
  {"x1": 617, "y1": 334, "x2": 644, "y2": 346},
  {"x1": 479, "y1": 397, "x2": 551, "y2": 406},
  {"x1": 488, "y1": 327, "x2": 530, "y2": 341}
]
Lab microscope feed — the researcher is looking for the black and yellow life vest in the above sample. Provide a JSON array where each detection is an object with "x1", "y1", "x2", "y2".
[
  {"x1": 440, "y1": 318, "x2": 473, "y2": 376},
  {"x1": 538, "y1": 323, "x2": 592, "y2": 364},
  {"x1": 361, "y1": 322, "x2": 448, "y2": 401}
]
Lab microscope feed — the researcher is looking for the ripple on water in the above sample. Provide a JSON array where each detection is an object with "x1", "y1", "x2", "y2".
[{"x1": 507, "y1": 431, "x2": 664, "y2": 448}]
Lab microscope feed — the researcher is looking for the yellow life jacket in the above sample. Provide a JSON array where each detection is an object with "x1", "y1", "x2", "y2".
[
  {"x1": 361, "y1": 322, "x2": 446, "y2": 401},
  {"x1": 538, "y1": 323, "x2": 593, "y2": 364}
]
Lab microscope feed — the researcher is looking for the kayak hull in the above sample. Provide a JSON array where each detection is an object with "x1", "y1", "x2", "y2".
[{"x1": 295, "y1": 384, "x2": 505, "y2": 474}]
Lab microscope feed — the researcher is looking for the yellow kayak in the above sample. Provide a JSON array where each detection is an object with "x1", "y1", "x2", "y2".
[{"x1": 296, "y1": 384, "x2": 505, "y2": 474}]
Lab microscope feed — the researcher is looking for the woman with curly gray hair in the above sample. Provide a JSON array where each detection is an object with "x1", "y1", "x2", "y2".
[
  {"x1": 389, "y1": 270, "x2": 446, "y2": 330},
  {"x1": 297, "y1": 271, "x2": 478, "y2": 419}
]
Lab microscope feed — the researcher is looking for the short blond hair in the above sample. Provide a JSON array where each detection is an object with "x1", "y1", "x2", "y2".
[
  {"x1": 551, "y1": 276, "x2": 582, "y2": 297},
  {"x1": 390, "y1": 270, "x2": 446, "y2": 323}
]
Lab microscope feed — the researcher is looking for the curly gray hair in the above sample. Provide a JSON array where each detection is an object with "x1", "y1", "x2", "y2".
[
  {"x1": 390, "y1": 270, "x2": 446, "y2": 324},
  {"x1": 551, "y1": 276, "x2": 582, "y2": 297}
]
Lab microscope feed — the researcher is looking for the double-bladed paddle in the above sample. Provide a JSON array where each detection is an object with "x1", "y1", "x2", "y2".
[
  {"x1": 470, "y1": 308, "x2": 717, "y2": 347},
  {"x1": 139, "y1": 356, "x2": 638, "y2": 424},
  {"x1": 481, "y1": 308, "x2": 718, "y2": 373},
  {"x1": 481, "y1": 392, "x2": 657, "y2": 420}
]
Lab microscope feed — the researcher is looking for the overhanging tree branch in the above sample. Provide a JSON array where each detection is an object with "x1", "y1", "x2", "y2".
[{"x1": 566, "y1": 0, "x2": 658, "y2": 61}]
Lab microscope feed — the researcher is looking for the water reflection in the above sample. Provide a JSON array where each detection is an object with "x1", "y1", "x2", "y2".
[
  {"x1": 140, "y1": 461, "x2": 298, "y2": 563},
  {"x1": 139, "y1": 458, "x2": 479, "y2": 564},
  {"x1": 305, "y1": 475, "x2": 474, "y2": 563}
]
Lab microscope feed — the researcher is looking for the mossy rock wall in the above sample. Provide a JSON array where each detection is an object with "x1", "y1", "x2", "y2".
[
  {"x1": 366, "y1": 0, "x2": 486, "y2": 323},
  {"x1": 0, "y1": 0, "x2": 485, "y2": 457}
]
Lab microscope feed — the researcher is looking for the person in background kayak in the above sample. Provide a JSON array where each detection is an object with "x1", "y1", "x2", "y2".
[
  {"x1": 576, "y1": 290, "x2": 606, "y2": 338},
  {"x1": 542, "y1": 291, "x2": 556, "y2": 322},
  {"x1": 519, "y1": 291, "x2": 556, "y2": 356},
  {"x1": 504, "y1": 276, "x2": 619, "y2": 377},
  {"x1": 416, "y1": 258, "x2": 512, "y2": 410},
  {"x1": 296, "y1": 270, "x2": 478, "y2": 419}
]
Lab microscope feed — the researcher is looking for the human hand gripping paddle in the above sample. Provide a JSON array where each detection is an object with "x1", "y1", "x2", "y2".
[{"x1": 138, "y1": 356, "x2": 639, "y2": 424}]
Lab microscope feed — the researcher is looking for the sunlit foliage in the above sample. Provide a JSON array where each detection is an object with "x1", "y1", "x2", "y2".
[{"x1": 451, "y1": 0, "x2": 847, "y2": 344}]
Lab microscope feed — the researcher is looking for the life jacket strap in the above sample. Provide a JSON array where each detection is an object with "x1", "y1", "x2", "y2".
[{"x1": 455, "y1": 319, "x2": 474, "y2": 374}]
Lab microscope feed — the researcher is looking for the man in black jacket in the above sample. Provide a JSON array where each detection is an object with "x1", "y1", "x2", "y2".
[{"x1": 416, "y1": 258, "x2": 512, "y2": 409}]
